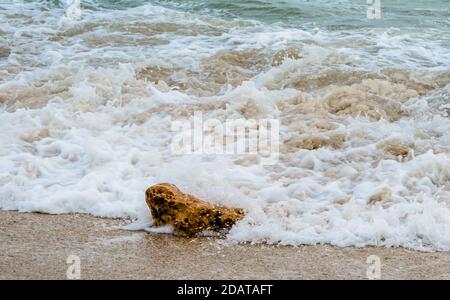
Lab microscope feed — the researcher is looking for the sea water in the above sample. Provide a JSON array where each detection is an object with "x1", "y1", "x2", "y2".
[{"x1": 0, "y1": 0, "x2": 449, "y2": 250}]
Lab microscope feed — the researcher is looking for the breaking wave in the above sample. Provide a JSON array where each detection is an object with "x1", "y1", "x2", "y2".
[{"x1": 0, "y1": 0, "x2": 449, "y2": 250}]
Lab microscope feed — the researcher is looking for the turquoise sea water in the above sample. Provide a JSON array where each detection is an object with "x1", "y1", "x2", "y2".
[{"x1": 36, "y1": 0, "x2": 450, "y2": 28}]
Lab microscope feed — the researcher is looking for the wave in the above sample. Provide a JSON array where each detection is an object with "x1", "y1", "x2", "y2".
[{"x1": 0, "y1": 1, "x2": 449, "y2": 251}]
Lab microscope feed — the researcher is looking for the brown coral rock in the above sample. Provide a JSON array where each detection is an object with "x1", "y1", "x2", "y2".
[{"x1": 145, "y1": 183, "x2": 245, "y2": 236}]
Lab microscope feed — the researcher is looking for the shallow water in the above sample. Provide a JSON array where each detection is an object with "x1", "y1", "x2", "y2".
[{"x1": 0, "y1": 0, "x2": 449, "y2": 250}]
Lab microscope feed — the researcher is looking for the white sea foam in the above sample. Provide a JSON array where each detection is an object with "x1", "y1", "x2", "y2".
[{"x1": 0, "y1": 2, "x2": 449, "y2": 251}]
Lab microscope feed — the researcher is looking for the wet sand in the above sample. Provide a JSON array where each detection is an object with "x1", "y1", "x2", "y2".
[{"x1": 1, "y1": 210, "x2": 449, "y2": 279}]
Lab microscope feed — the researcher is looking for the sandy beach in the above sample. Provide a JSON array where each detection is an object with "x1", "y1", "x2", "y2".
[{"x1": 1, "y1": 210, "x2": 449, "y2": 280}]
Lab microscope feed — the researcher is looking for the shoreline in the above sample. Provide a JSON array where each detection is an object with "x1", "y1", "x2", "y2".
[{"x1": 1, "y1": 210, "x2": 450, "y2": 279}]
